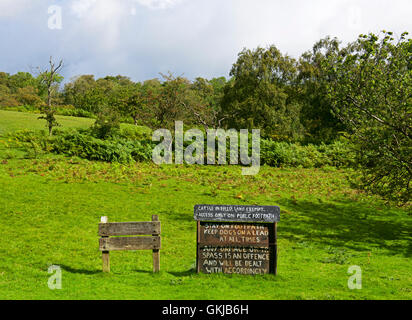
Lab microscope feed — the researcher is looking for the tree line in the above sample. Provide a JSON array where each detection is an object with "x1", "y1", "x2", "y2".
[
  {"x1": 1, "y1": 36, "x2": 357, "y2": 143},
  {"x1": 0, "y1": 31, "x2": 410, "y2": 202}
]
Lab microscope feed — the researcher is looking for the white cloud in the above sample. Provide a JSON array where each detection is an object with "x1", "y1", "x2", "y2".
[
  {"x1": 0, "y1": 0, "x2": 410, "y2": 82},
  {"x1": 0, "y1": 0, "x2": 33, "y2": 17},
  {"x1": 69, "y1": 0, "x2": 184, "y2": 16},
  {"x1": 70, "y1": 0, "x2": 97, "y2": 18},
  {"x1": 133, "y1": 0, "x2": 184, "y2": 10},
  {"x1": 68, "y1": 0, "x2": 128, "y2": 51}
]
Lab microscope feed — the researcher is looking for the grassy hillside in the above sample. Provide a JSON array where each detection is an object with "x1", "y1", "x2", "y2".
[
  {"x1": 0, "y1": 110, "x2": 411, "y2": 300},
  {"x1": 0, "y1": 110, "x2": 95, "y2": 135},
  {"x1": 0, "y1": 110, "x2": 147, "y2": 135}
]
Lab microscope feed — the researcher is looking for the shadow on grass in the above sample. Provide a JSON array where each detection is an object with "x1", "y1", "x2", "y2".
[
  {"x1": 168, "y1": 269, "x2": 197, "y2": 277},
  {"x1": 278, "y1": 198, "x2": 412, "y2": 257},
  {"x1": 132, "y1": 269, "x2": 155, "y2": 274},
  {"x1": 60, "y1": 265, "x2": 101, "y2": 275}
]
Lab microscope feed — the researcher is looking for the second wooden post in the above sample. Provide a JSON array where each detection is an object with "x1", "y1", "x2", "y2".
[
  {"x1": 101, "y1": 216, "x2": 110, "y2": 273},
  {"x1": 152, "y1": 215, "x2": 160, "y2": 273}
]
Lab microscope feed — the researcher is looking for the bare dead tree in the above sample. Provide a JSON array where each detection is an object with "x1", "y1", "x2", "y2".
[{"x1": 37, "y1": 57, "x2": 63, "y2": 136}]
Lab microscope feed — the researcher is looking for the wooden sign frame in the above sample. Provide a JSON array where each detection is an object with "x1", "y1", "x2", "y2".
[
  {"x1": 194, "y1": 205, "x2": 279, "y2": 275},
  {"x1": 98, "y1": 215, "x2": 161, "y2": 273}
]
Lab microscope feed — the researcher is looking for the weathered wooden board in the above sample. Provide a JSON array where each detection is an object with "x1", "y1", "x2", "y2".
[
  {"x1": 99, "y1": 222, "x2": 161, "y2": 236},
  {"x1": 198, "y1": 246, "x2": 271, "y2": 275},
  {"x1": 99, "y1": 236, "x2": 161, "y2": 251},
  {"x1": 194, "y1": 205, "x2": 280, "y2": 223},
  {"x1": 199, "y1": 222, "x2": 272, "y2": 247}
]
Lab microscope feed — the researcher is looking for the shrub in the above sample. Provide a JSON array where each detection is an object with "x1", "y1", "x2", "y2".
[
  {"x1": 117, "y1": 126, "x2": 153, "y2": 142},
  {"x1": 56, "y1": 105, "x2": 94, "y2": 118},
  {"x1": 50, "y1": 131, "x2": 153, "y2": 164},
  {"x1": 0, "y1": 105, "x2": 41, "y2": 113},
  {"x1": 91, "y1": 106, "x2": 121, "y2": 139},
  {"x1": 7, "y1": 128, "x2": 356, "y2": 168},
  {"x1": 260, "y1": 139, "x2": 355, "y2": 168},
  {"x1": 4, "y1": 129, "x2": 50, "y2": 159}
]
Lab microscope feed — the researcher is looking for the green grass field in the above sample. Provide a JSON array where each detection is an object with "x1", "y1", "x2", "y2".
[
  {"x1": 0, "y1": 110, "x2": 145, "y2": 135},
  {"x1": 0, "y1": 110, "x2": 411, "y2": 300},
  {"x1": 0, "y1": 110, "x2": 95, "y2": 135}
]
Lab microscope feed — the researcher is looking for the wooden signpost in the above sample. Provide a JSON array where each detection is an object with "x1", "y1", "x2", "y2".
[
  {"x1": 194, "y1": 205, "x2": 280, "y2": 275},
  {"x1": 98, "y1": 215, "x2": 161, "y2": 273}
]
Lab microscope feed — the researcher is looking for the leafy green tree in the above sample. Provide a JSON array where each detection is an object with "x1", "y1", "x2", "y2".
[
  {"x1": 221, "y1": 46, "x2": 303, "y2": 140},
  {"x1": 15, "y1": 86, "x2": 43, "y2": 107},
  {"x1": 103, "y1": 75, "x2": 134, "y2": 87},
  {"x1": 126, "y1": 90, "x2": 143, "y2": 125},
  {"x1": 80, "y1": 86, "x2": 109, "y2": 114},
  {"x1": 91, "y1": 105, "x2": 121, "y2": 139},
  {"x1": 0, "y1": 72, "x2": 9, "y2": 86},
  {"x1": 155, "y1": 73, "x2": 190, "y2": 129},
  {"x1": 0, "y1": 71, "x2": 45, "y2": 108},
  {"x1": 0, "y1": 84, "x2": 19, "y2": 107},
  {"x1": 323, "y1": 31, "x2": 411, "y2": 203},
  {"x1": 63, "y1": 75, "x2": 96, "y2": 109},
  {"x1": 298, "y1": 37, "x2": 346, "y2": 143},
  {"x1": 116, "y1": 82, "x2": 148, "y2": 126},
  {"x1": 8, "y1": 72, "x2": 37, "y2": 93},
  {"x1": 139, "y1": 79, "x2": 162, "y2": 128},
  {"x1": 185, "y1": 77, "x2": 227, "y2": 129}
]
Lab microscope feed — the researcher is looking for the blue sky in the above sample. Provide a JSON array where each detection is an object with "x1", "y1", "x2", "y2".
[{"x1": 0, "y1": 0, "x2": 411, "y2": 83}]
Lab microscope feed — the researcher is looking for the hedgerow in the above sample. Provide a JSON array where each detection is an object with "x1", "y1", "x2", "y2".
[{"x1": 6, "y1": 128, "x2": 357, "y2": 168}]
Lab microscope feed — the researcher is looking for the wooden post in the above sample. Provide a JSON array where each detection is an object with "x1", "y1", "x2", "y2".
[
  {"x1": 196, "y1": 221, "x2": 200, "y2": 273},
  {"x1": 273, "y1": 222, "x2": 278, "y2": 275},
  {"x1": 152, "y1": 215, "x2": 160, "y2": 273},
  {"x1": 101, "y1": 216, "x2": 110, "y2": 273}
]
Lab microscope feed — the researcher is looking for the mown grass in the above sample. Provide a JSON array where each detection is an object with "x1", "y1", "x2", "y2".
[{"x1": 0, "y1": 110, "x2": 411, "y2": 300}]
